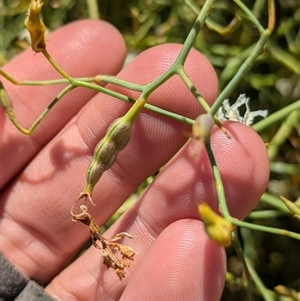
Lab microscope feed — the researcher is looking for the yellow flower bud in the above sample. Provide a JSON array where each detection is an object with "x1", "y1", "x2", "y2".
[
  {"x1": 274, "y1": 285, "x2": 299, "y2": 300},
  {"x1": 24, "y1": 0, "x2": 46, "y2": 52},
  {"x1": 198, "y1": 203, "x2": 234, "y2": 247},
  {"x1": 281, "y1": 196, "x2": 300, "y2": 221}
]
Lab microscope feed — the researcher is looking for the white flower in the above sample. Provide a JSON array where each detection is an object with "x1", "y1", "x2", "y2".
[{"x1": 216, "y1": 94, "x2": 268, "y2": 126}]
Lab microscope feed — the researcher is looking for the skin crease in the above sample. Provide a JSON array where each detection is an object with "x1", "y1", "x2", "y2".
[{"x1": 0, "y1": 20, "x2": 269, "y2": 301}]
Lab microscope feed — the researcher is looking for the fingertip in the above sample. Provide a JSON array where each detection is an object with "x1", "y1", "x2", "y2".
[
  {"x1": 212, "y1": 121, "x2": 269, "y2": 218},
  {"x1": 121, "y1": 219, "x2": 226, "y2": 301},
  {"x1": 47, "y1": 19, "x2": 127, "y2": 75}
]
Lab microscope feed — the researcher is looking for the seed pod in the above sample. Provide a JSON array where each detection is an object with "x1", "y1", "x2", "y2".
[
  {"x1": 79, "y1": 118, "x2": 133, "y2": 202},
  {"x1": 95, "y1": 140, "x2": 117, "y2": 165},
  {"x1": 84, "y1": 150, "x2": 117, "y2": 197},
  {"x1": 78, "y1": 98, "x2": 145, "y2": 204},
  {"x1": 106, "y1": 118, "x2": 132, "y2": 151}
]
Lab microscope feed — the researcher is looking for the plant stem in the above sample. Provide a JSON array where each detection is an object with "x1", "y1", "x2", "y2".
[{"x1": 252, "y1": 101, "x2": 299, "y2": 132}]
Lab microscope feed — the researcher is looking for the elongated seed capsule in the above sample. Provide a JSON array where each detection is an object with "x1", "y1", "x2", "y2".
[
  {"x1": 79, "y1": 119, "x2": 133, "y2": 203},
  {"x1": 78, "y1": 98, "x2": 145, "y2": 204},
  {"x1": 105, "y1": 118, "x2": 133, "y2": 150},
  {"x1": 84, "y1": 142, "x2": 117, "y2": 195}
]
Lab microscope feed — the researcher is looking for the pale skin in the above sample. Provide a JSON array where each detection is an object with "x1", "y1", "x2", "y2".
[{"x1": 0, "y1": 20, "x2": 269, "y2": 301}]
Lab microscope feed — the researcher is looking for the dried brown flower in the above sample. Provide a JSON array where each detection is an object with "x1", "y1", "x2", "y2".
[{"x1": 71, "y1": 204, "x2": 135, "y2": 280}]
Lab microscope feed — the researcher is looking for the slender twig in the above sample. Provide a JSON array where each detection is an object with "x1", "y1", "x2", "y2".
[
  {"x1": 244, "y1": 255, "x2": 275, "y2": 301},
  {"x1": 210, "y1": 0, "x2": 275, "y2": 115}
]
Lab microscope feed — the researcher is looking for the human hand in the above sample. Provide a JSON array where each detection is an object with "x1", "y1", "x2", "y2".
[{"x1": 0, "y1": 20, "x2": 269, "y2": 301}]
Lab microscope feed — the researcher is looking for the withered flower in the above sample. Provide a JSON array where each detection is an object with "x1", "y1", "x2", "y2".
[
  {"x1": 198, "y1": 203, "x2": 234, "y2": 247},
  {"x1": 24, "y1": 0, "x2": 46, "y2": 52},
  {"x1": 192, "y1": 114, "x2": 214, "y2": 141},
  {"x1": 71, "y1": 205, "x2": 135, "y2": 280}
]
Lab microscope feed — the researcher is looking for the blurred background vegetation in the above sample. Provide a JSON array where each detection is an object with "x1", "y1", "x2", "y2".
[{"x1": 1, "y1": 0, "x2": 299, "y2": 300}]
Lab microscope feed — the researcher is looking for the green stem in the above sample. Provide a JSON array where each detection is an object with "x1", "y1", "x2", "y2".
[
  {"x1": 234, "y1": 0, "x2": 264, "y2": 33},
  {"x1": 225, "y1": 272, "x2": 277, "y2": 298},
  {"x1": 175, "y1": 0, "x2": 216, "y2": 65},
  {"x1": 259, "y1": 193, "x2": 291, "y2": 213},
  {"x1": 210, "y1": 30, "x2": 271, "y2": 115},
  {"x1": 96, "y1": 75, "x2": 144, "y2": 91},
  {"x1": 270, "y1": 161, "x2": 298, "y2": 175},
  {"x1": 252, "y1": 0, "x2": 266, "y2": 19},
  {"x1": 267, "y1": 110, "x2": 299, "y2": 160},
  {"x1": 86, "y1": 0, "x2": 100, "y2": 20},
  {"x1": 143, "y1": 103, "x2": 194, "y2": 125},
  {"x1": 244, "y1": 255, "x2": 275, "y2": 301},
  {"x1": 229, "y1": 217, "x2": 300, "y2": 240},
  {"x1": 122, "y1": 98, "x2": 146, "y2": 123},
  {"x1": 247, "y1": 210, "x2": 288, "y2": 219},
  {"x1": 232, "y1": 231, "x2": 253, "y2": 301},
  {"x1": 139, "y1": 0, "x2": 216, "y2": 102},
  {"x1": 8, "y1": 84, "x2": 75, "y2": 135},
  {"x1": 252, "y1": 101, "x2": 299, "y2": 133},
  {"x1": 42, "y1": 49, "x2": 75, "y2": 84},
  {"x1": 267, "y1": 41, "x2": 300, "y2": 75},
  {"x1": 211, "y1": 0, "x2": 275, "y2": 115},
  {"x1": 176, "y1": 66, "x2": 211, "y2": 113},
  {"x1": 205, "y1": 142, "x2": 300, "y2": 240}
]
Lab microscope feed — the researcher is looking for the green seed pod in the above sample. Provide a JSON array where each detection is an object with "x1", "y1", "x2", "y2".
[
  {"x1": 106, "y1": 118, "x2": 132, "y2": 151},
  {"x1": 96, "y1": 140, "x2": 117, "y2": 163},
  {"x1": 78, "y1": 98, "x2": 145, "y2": 204},
  {"x1": 79, "y1": 117, "x2": 133, "y2": 202},
  {"x1": 85, "y1": 142, "x2": 117, "y2": 190}
]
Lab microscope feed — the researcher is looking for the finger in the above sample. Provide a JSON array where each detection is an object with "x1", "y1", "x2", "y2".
[
  {"x1": 132, "y1": 121, "x2": 270, "y2": 222},
  {"x1": 1, "y1": 44, "x2": 218, "y2": 284},
  {"x1": 47, "y1": 220, "x2": 226, "y2": 301},
  {"x1": 44, "y1": 122, "x2": 269, "y2": 300},
  {"x1": 120, "y1": 220, "x2": 226, "y2": 301},
  {"x1": 1, "y1": 20, "x2": 126, "y2": 188}
]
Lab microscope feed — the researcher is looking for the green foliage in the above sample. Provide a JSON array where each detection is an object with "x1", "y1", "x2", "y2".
[{"x1": 1, "y1": 0, "x2": 299, "y2": 300}]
